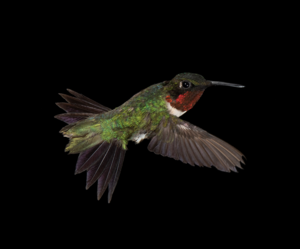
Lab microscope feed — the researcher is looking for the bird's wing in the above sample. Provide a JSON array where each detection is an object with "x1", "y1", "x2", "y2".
[{"x1": 147, "y1": 116, "x2": 245, "y2": 172}]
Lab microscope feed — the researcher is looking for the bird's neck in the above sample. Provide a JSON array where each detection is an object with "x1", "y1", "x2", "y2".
[{"x1": 166, "y1": 90, "x2": 204, "y2": 113}]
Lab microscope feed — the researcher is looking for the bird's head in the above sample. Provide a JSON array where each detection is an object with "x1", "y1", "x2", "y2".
[{"x1": 163, "y1": 72, "x2": 244, "y2": 116}]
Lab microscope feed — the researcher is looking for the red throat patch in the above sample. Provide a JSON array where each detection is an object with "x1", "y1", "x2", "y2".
[{"x1": 166, "y1": 90, "x2": 204, "y2": 112}]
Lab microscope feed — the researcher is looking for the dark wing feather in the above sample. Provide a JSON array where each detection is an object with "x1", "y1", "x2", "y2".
[
  {"x1": 148, "y1": 116, "x2": 245, "y2": 172},
  {"x1": 55, "y1": 102, "x2": 105, "y2": 114},
  {"x1": 59, "y1": 93, "x2": 110, "y2": 113},
  {"x1": 66, "y1": 89, "x2": 111, "y2": 111},
  {"x1": 54, "y1": 113, "x2": 95, "y2": 124},
  {"x1": 54, "y1": 89, "x2": 112, "y2": 123},
  {"x1": 55, "y1": 89, "x2": 125, "y2": 203}
]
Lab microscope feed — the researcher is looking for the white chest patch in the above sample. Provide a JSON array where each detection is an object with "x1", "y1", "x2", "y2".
[
  {"x1": 132, "y1": 133, "x2": 148, "y2": 144},
  {"x1": 166, "y1": 102, "x2": 186, "y2": 117}
]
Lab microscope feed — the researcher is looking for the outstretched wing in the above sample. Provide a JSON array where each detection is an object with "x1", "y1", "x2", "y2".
[
  {"x1": 147, "y1": 116, "x2": 245, "y2": 172},
  {"x1": 55, "y1": 89, "x2": 111, "y2": 124}
]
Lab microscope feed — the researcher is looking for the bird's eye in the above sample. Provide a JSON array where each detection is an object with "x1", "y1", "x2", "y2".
[{"x1": 180, "y1": 81, "x2": 191, "y2": 89}]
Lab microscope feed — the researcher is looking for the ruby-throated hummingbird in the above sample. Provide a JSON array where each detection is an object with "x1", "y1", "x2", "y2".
[{"x1": 55, "y1": 72, "x2": 245, "y2": 203}]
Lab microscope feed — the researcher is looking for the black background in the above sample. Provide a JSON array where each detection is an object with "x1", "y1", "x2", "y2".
[{"x1": 20, "y1": 5, "x2": 291, "y2": 245}]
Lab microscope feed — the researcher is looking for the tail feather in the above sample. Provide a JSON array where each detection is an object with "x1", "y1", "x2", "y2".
[
  {"x1": 83, "y1": 140, "x2": 126, "y2": 201},
  {"x1": 64, "y1": 133, "x2": 102, "y2": 154},
  {"x1": 77, "y1": 142, "x2": 110, "y2": 175},
  {"x1": 108, "y1": 149, "x2": 126, "y2": 203},
  {"x1": 56, "y1": 89, "x2": 126, "y2": 202},
  {"x1": 59, "y1": 123, "x2": 77, "y2": 133},
  {"x1": 75, "y1": 146, "x2": 99, "y2": 173},
  {"x1": 97, "y1": 145, "x2": 121, "y2": 200},
  {"x1": 86, "y1": 143, "x2": 115, "y2": 189}
]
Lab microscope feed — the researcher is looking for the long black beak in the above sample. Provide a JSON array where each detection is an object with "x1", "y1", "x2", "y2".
[{"x1": 209, "y1": 81, "x2": 245, "y2": 88}]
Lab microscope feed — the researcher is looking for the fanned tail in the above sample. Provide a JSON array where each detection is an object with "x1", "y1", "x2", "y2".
[
  {"x1": 77, "y1": 140, "x2": 126, "y2": 203},
  {"x1": 55, "y1": 89, "x2": 126, "y2": 203}
]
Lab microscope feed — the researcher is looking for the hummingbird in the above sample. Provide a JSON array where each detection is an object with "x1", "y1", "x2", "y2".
[{"x1": 55, "y1": 72, "x2": 245, "y2": 203}]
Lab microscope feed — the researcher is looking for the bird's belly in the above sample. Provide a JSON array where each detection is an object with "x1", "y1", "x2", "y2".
[{"x1": 131, "y1": 132, "x2": 148, "y2": 144}]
